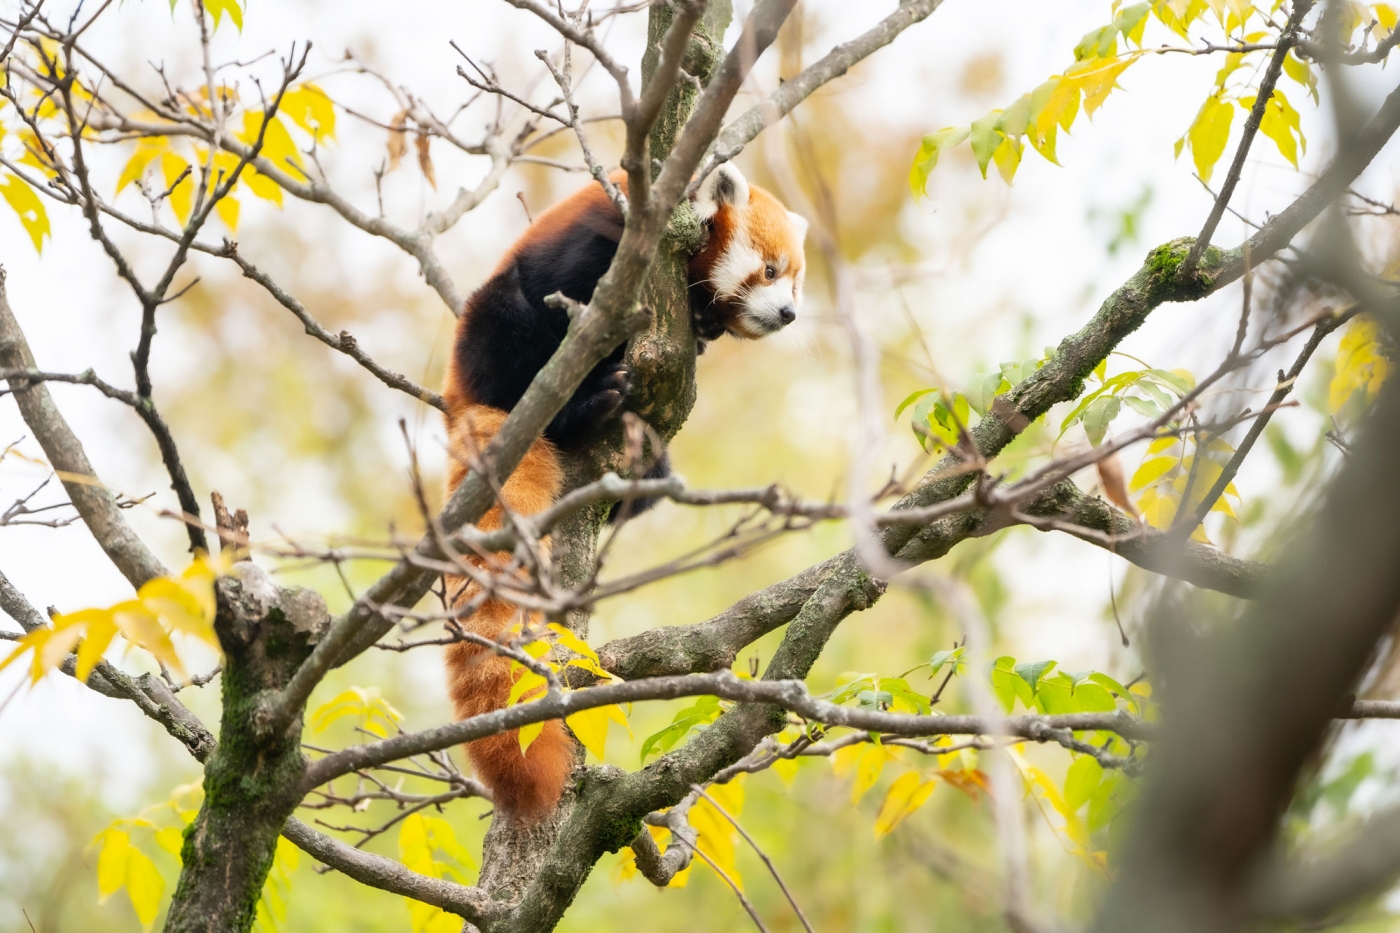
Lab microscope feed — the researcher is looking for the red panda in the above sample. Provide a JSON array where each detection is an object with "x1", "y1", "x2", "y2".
[{"x1": 443, "y1": 164, "x2": 807, "y2": 821}]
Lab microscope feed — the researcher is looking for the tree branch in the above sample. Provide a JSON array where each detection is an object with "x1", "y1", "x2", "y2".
[
  {"x1": 0, "y1": 269, "x2": 168, "y2": 587},
  {"x1": 1181, "y1": 1, "x2": 1311, "y2": 277},
  {"x1": 281, "y1": 817, "x2": 495, "y2": 925},
  {"x1": 302, "y1": 669, "x2": 1155, "y2": 790},
  {"x1": 694, "y1": 0, "x2": 945, "y2": 190}
]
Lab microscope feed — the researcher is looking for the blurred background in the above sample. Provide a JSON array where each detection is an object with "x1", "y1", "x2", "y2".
[{"x1": 2, "y1": 0, "x2": 1399, "y2": 930}]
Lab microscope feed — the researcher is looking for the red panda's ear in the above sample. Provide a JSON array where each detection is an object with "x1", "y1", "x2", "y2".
[
  {"x1": 787, "y1": 211, "x2": 810, "y2": 244},
  {"x1": 694, "y1": 163, "x2": 750, "y2": 221}
]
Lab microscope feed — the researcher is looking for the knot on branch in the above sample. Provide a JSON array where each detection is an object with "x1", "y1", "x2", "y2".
[
  {"x1": 216, "y1": 562, "x2": 329, "y2": 739},
  {"x1": 1146, "y1": 237, "x2": 1225, "y2": 299}
]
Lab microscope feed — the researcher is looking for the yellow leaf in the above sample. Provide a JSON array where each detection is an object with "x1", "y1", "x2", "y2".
[
  {"x1": 155, "y1": 827, "x2": 184, "y2": 858},
  {"x1": 0, "y1": 173, "x2": 50, "y2": 253},
  {"x1": 1071, "y1": 55, "x2": 1137, "y2": 119},
  {"x1": 159, "y1": 152, "x2": 193, "y2": 226},
  {"x1": 850, "y1": 743, "x2": 887, "y2": 805},
  {"x1": 1187, "y1": 94, "x2": 1234, "y2": 184},
  {"x1": 1378, "y1": 3, "x2": 1400, "y2": 36},
  {"x1": 708, "y1": 774, "x2": 745, "y2": 816},
  {"x1": 72, "y1": 609, "x2": 118, "y2": 681},
  {"x1": 831, "y1": 743, "x2": 863, "y2": 777},
  {"x1": 117, "y1": 138, "x2": 167, "y2": 194},
  {"x1": 772, "y1": 756, "x2": 799, "y2": 787},
  {"x1": 518, "y1": 720, "x2": 544, "y2": 754},
  {"x1": 399, "y1": 812, "x2": 436, "y2": 876},
  {"x1": 690, "y1": 797, "x2": 741, "y2": 890},
  {"x1": 97, "y1": 829, "x2": 131, "y2": 902},
  {"x1": 566, "y1": 704, "x2": 615, "y2": 760},
  {"x1": 111, "y1": 600, "x2": 184, "y2": 676},
  {"x1": 992, "y1": 135, "x2": 1022, "y2": 184},
  {"x1": 546, "y1": 622, "x2": 599, "y2": 662},
  {"x1": 1129, "y1": 455, "x2": 1176, "y2": 491},
  {"x1": 202, "y1": 0, "x2": 244, "y2": 31},
  {"x1": 214, "y1": 195, "x2": 240, "y2": 231},
  {"x1": 507, "y1": 667, "x2": 547, "y2": 706},
  {"x1": 874, "y1": 772, "x2": 937, "y2": 839},
  {"x1": 237, "y1": 111, "x2": 302, "y2": 174},
  {"x1": 1147, "y1": 435, "x2": 1180, "y2": 454},
  {"x1": 139, "y1": 577, "x2": 212, "y2": 644},
  {"x1": 279, "y1": 84, "x2": 336, "y2": 141},
  {"x1": 124, "y1": 846, "x2": 165, "y2": 930}
]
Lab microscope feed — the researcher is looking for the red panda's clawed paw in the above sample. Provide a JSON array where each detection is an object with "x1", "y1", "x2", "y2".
[{"x1": 692, "y1": 301, "x2": 728, "y2": 344}]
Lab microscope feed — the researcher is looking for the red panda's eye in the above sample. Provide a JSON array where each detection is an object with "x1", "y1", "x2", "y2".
[{"x1": 764, "y1": 265, "x2": 776, "y2": 280}]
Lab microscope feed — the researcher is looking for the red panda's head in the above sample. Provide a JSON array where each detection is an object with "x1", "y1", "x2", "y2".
[{"x1": 689, "y1": 164, "x2": 809, "y2": 339}]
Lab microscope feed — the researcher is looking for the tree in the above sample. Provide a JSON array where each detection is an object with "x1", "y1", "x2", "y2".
[{"x1": 2, "y1": 0, "x2": 1400, "y2": 931}]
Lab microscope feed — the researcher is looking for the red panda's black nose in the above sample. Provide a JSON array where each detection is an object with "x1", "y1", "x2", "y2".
[{"x1": 778, "y1": 305, "x2": 796, "y2": 325}]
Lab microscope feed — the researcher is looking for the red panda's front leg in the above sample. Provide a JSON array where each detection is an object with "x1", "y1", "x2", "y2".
[{"x1": 543, "y1": 354, "x2": 633, "y2": 448}]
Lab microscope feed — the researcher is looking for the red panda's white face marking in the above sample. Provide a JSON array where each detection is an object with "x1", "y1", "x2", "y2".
[{"x1": 692, "y1": 165, "x2": 808, "y2": 339}]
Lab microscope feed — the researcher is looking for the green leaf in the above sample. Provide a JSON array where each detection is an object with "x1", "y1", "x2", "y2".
[
  {"x1": 1037, "y1": 674, "x2": 1118, "y2": 714},
  {"x1": 1088, "y1": 672, "x2": 1135, "y2": 707},
  {"x1": 929, "y1": 646, "x2": 965, "y2": 676},
  {"x1": 969, "y1": 111, "x2": 1005, "y2": 180},
  {"x1": 1114, "y1": 3, "x2": 1151, "y2": 45},
  {"x1": 1088, "y1": 771, "x2": 1132, "y2": 832},
  {"x1": 909, "y1": 127, "x2": 970, "y2": 197},
  {"x1": 880, "y1": 677, "x2": 932, "y2": 715},
  {"x1": 639, "y1": 695, "x2": 721, "y2": 763},
  {"x1": 989, "y1": 656, "x2": 1019, "y2": 713},
  {"x1": 1000, "y1": 358, "x2": 1041, "y2": 387},
  {"x1": 1122, "y1": 395, "x2": 1162, "y2": 418},
  {"x1": 997, "y1": 93, "x2": 1032, "y2": 138},
  {"x1": 1150, "y1": 368, "x2": 1195, "y2": 393},
  {"x1": 1064, "y1": 755, "x2": 1105, "y2": 811},
  {"x1": 1014, "y1": 659, "x2": 1057, "y2": 694},
  {"x1": 965, "y1": 373, "x2": 1008, "y2": 417},
  {"x1": 1083, "y1": 395, "x2": 1122, "y2": 446},
  {"x1": 894, "y1": 388, "x2": 938, "y2": 422}
]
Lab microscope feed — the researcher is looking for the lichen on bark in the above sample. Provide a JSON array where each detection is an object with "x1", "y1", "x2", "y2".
[{"x1": 163, "y1": 565, "x2": 328, "y2": 933}]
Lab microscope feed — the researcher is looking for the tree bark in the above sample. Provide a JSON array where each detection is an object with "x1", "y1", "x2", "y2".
[
  {"x1": 163, "y1": 565, "x2": 328, "y2": 932},
  {"x1": 469, "y1": 5, "x2": 735, "y2": 923}
]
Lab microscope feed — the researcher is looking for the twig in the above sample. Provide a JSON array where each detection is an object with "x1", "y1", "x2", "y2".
[
  {"x1": 1181, "y1": 2, "x2": 1312, "y2": 277},
  {"x1": 691, "y1": 784, "x2": 815, "y2": 933}
]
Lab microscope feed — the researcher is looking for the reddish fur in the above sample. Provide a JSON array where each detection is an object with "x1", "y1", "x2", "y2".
[
  {"x1": 440, "y1": 174, "x2": 634, "y2": 821},
  {"x1": 688, "y1": 182, "x2": 805, "y2": 339},
  {"x1": 442, "y1": 406, "x2": 573, "y2": 821},
  {"x1": 441, "y1": 169, "x2": 799, "y2": 821}
]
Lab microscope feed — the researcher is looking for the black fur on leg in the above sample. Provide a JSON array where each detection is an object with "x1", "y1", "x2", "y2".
[{"x1": 607, "y1": 449, "x2": 672, "y2": 524}]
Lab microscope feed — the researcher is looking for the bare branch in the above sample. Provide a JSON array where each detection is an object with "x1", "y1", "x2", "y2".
[
  {"x1": 220, "y1": 243, "x2": 447, "y2": 410},
  {"x1": 302, "y1": 669, "x2": 1155, "y2": 789},
  {"x1": 0, "y1": 270, "x2": 168, "y2": 587},
  {"x1": 1182, "y1": 1, "x2": 1312, "y2": 277},
  {"x1": 696, "y1": 0, "x2": 945, "y2": 188},
  {"x1": 281, "y1": 817, "x2": 495, "y2": 924}
]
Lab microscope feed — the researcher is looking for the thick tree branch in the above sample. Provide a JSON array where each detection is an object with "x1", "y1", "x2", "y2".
[{"x1": 272, "y1": 0, "x2": 798, "y2": 731}]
